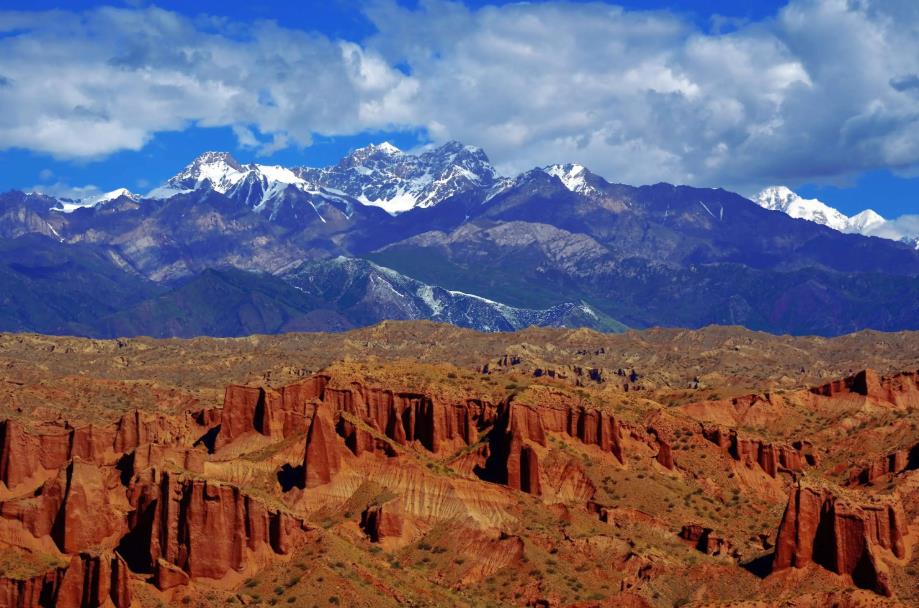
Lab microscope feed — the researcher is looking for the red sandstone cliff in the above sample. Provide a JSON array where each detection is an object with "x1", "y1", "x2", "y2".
[
  {"x1": 772, "y1": 485, "x2": 909, "y2": 596},
  {"x1": 303, "y1": 405, "x2": 343, "y2": 488},
  {"x1": 0, "y1": 460, "x2": 126, "y2": 554},
  {"x1": 702, "y1": 425, "x2": 811, "y2": 478},
  {"x1": 848, "y1": 443, "x2": 918, "y2": 486},
  {"x1": 810, "y1": 369, "x2": 919, "y2": 406},
  {"x1": 0, "y1": 551, "x2": 131, "y2": 608},
  {"x1": 124, "y1": 470, "x2": 309, "y2": 579},
  {"x1": 0, "y1": 410, "x2": 207, "y2": 492}
]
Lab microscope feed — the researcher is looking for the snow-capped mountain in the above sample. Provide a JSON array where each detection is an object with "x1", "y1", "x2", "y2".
[
  {"x1": 51, "y1": 188, "x2": 139, "y2": 213},
  {"x1": 542, "y1": 163, "x2": 604, "y2": 198},
  {"x1": 753, "y1": 186, "x2": 919, "y2": 249},
  {"x1": 147, "y1": 141, "x2": 502, "y2": 216},
  {"x1": 295, "y1": 141, "x2": 501, "y2": 213},
  {"x1": 754, "y1": 186, "x2": 855, "y2": 231},
  {"x1": 754, "y1": 186, "x2": 888, "y2": 235}
]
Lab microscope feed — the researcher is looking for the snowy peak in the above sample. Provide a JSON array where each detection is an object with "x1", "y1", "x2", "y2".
[
  {"x1": 753, "y1": 186, "x2": 899, "y2": 240},
  {"x1": 848, "y1": 209, "x2": 886, "y2": 233},
  {"x1": 50, "y1": 187, "x2": 139, "y2": 213},
  {"x1": 189, "y1": 151, "x2": 243, "y2": 173},
  {"x1": 754, "y1": 186, "x2": 851, "y2": 231},
  {"x1": 145, "y1": 140, "x2": 503, "y2": 215},
  {"x1": 543, "y1": 163, "x2": 596, "y2": 194},
  {"x1": 297, "y1": 140, "x2": 501, "y2": 214},
  {"x1": 336, "y1": 141, "x2": 404, "y2": 171},
  {"x1": 91, "y1": 187, "x2": 138, "y2": 204},
  {"x1": 147, "y1": 150, "x2": 319, "y2": 212}
]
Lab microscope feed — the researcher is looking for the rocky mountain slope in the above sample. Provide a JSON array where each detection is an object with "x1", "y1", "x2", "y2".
[
  {"x1": 2, "y1": 324, "x2": 919, "y2": 606},
  {"x1": 5, "y1": 142, "x2": 919, "y2": 336}
]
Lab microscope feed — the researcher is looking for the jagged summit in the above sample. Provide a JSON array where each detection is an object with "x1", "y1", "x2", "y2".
[
  {"x1": 142, "y1": 140, "x2": 503, "y2": 215},
  {"x1": 542, "y1": 163, "x2": 606, "y2": 197},
  {"x1": 41, "y1": 187, "x2": 139, "y2": 214},
  {"x1": 294, "y1": 140, "x2": 503, "y2": 213},
  {"x1": 753, "y1": 185, "x2": 888, "y2": 237}
]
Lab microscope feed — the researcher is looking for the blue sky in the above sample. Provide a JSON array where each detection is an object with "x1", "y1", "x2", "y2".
[{"x1": 1, "y1": 0, "x2": 917, "y2": 218}]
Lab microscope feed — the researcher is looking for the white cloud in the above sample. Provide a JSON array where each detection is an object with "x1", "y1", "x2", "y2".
[
  {"x1": 0, "y1": 7, "x2": 416, "y2": 160},
  {"x1": 0, "y1": 1, "x2": 918, "y2": 194},
  {"x1": 865, "y1": 214, "x2": 919, "y2": 242},
  {"x1": 361, "y1": 0, "x2": 919, "y2": 191}
]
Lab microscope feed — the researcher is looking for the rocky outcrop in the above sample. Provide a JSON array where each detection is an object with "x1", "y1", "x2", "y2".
[
  {"x1": 217, "y1": 377, "x2": 497, "y2": 456},
  {"x1": 322, "y1": 385, "x2": 496, "y2": 454},
  {"x1": 360, "y1": 500, "x2": 404, "y2": 543},
  {"x1": 772, "y1": 485, "x2": 909, "y2": 596},
  {"x1": 679, "y1": 524, "x2": 735, "y2": 558},
  {"x1": 216, "y1": 376, "x2": 329, "y2": 448},
  {"x1": 702, "y1": 425, "x2": 811, "y2": 478},
  {"x1": 123, "y1": 470, "x2": 309, "y2": 579},
  {"x1": 848, "y1": 443, "x2": 919, "y2": 486},
  {"x1": 121, "y1": 443, "x2": 205, "y2": 479},
  {"x1": 0, "y1": 551, "x2": 131, "y2": 608},
  {"x1": 0, "y1": 460, "x2": 126, "y2": 554},
  {"x1": 154, "y1": 558, "x2": 189, "y2": 591},
  {"x1": 303, "y1": 406, "x2": 343, "y2": 488},
  {"x1": 480, "y1": 400, "x2": 623, "y2": 497},
  {"x1": 0, "y1": 411, "x2": 206, "y2": 491},
  {"x1": 56, "y1": 552, "x2": 132, "y2": 608},
  {"x1": 655, "y1": 439, "x2": 674, "y2": 469},
  {"x1": 335, "y1": 417, "x2": 396, "y2": 457},
  {"x1": 811, "y1": 369, "x2": 919, "y2": 406}
]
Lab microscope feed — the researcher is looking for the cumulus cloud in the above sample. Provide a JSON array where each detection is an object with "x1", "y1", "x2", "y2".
[
  {"x1": 1, "y1": 1, "x2": 918, "y2": 193},
  {"x1": 363, "y1": 0, "x2": 919, "y2": 190},
  {"x1": 0, "y1": 7, "x2": 416, "y2": 160},
  {"x1": 865, "y1": 214, "x2": 919, "y2": 243}
]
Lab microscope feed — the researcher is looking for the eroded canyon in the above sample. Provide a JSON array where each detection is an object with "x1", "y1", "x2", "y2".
[{"x1": 1, "y1": 323, "x2": 919, "y2": 607}]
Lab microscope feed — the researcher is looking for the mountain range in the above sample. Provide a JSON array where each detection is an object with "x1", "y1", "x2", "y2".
[
  {"x1": 3, "y1": 141, "x2": 919, "y2": 337},
  {"x1": 754, "y1": 185, "x2": 919, "y2": 248}
]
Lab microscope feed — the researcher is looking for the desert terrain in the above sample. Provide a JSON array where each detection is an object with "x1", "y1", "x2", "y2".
[{"x1": 1, "y1": 322, "x2": 919, "y2": 607}]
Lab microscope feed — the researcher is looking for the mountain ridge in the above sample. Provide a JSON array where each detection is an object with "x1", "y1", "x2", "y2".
[
  {"x1": 6, "y1": 141, "x2": 919, "y2": 337},
  {"x1": 754, "y1": 185, "x2": 918, "y2": 248}
]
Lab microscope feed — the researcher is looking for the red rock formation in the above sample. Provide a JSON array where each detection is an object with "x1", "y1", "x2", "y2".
[
  {"x1": 124, "y1": 470, "x2": 308, "y2": 580},
  {"x1": 360, "y1": 500, "x2": 404, "y2": 543},
  {"x1": 0, "y1": 567, "x2": 59, "y2": 608},
  {"x1": 772, "y1": 485, "x2": 908, "y2": 596},
  {"x1": 811, "y1": 369, "x2": 919, "y2": 406},
  {"x1": 335, "y1": 417, "x2": 396, "y2": 457},
  {"x1": 0, "y1": 552, "x2": 131, "y2": 608},
  {"x1": 216, "y1": 377, "x2": 330, "y2": 448},
  {"x1": 154, "y1": 558, "x2": 189, "y2": 591},
  {"x1": 645, "y1": 425, "x2": 675, "y2": 470},
  {"x1": 503, "y1": 405, "x2": 545, "y2": 495},
  {"x1": 0, "y1": 460, "x2": 126, "y2": 554},
  {"x1": 126, "y1": 443, "x2": 205, "y2": 477},
  {"x1": 0, "y1": 410, "x2": 206, "y2": 491},
  {"x1": 479, "y1": 400, "x2": 625, "y2": 497},
  {"x1": 322, "y1": 385, "x2": 496, "y2": 454},
  {"x1": 702, "y1": 425, "x2": 808, "y2": 478},
  {"x1": 679, "y1": 524, "x2": 735, "y2": 557},
  {"x1": 848, "y1": 443, "x2": 918, "y2": 486},
  {"x1": 217, "y1": 385, "x2": 272, "y2": 447},
  {"x1": 303, "y1": 406, "x2": 343, "y2": 488},
  {"x1": 0, "y1": 419, "x2": 72, "y2": 490},
  {"x1": 56, "y1": 552, "x2": 132, "y2": 608},
  {"x1": 655, "y1": 439, "x2": 674, "y2": 470}
]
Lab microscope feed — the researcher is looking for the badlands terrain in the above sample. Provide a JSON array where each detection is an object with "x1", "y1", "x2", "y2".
[{"x1": 2, "y1": 322, "x2": 919, "y2": 607}]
